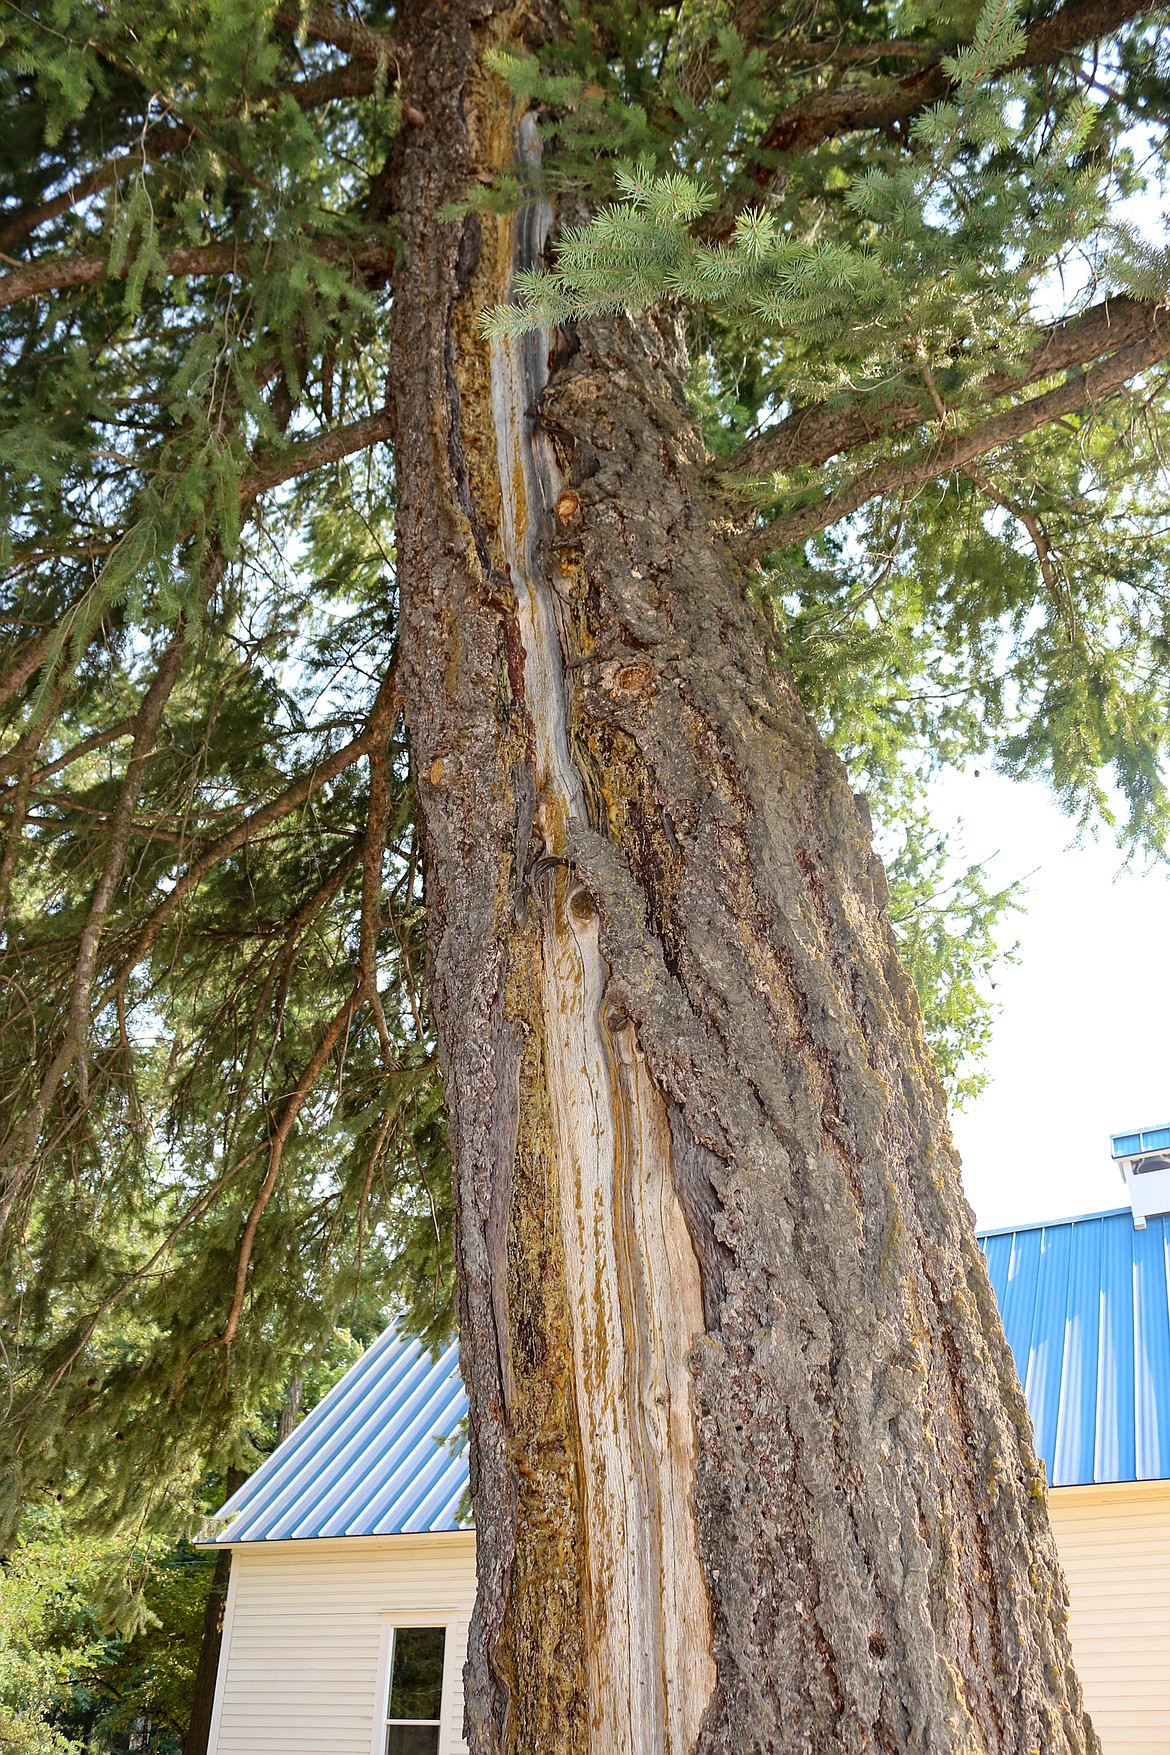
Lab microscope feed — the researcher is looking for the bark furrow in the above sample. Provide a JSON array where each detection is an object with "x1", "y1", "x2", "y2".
[{"x1": 388, "y1": 5, "x2": 1100, "y2": 1751}]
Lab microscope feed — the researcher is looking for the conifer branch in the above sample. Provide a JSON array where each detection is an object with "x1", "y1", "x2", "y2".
[
  {"x1": 0, "y1": 720, "x2": 135, "y2": 794},
  {"x1": 0, "y1": 235, "x2": 395, "y2": 311},
  {"x1": 287, "y1": 62, "x2": 380, "y2": 107},
  {"x1": 962, "y1": 464, "x2": 1077, "y2": 638},
  {"x1": 0, "y1": 628, "x2": 58, "y2": 715},
  {"x1": 729, "y1": 295, "x2": 1169, "y2": 478},
  {"x1": 0, "y1": 585, "x2": 209, "y2": 1231},
  {"x1": 0, "y1": 50, "x2": 378, "y2": 255},
  {"x1": 272, "y1": 6, "x2": 397, "y2": 67},
  {"x1": 358, "y1": 666, "x2": 402, "y2": 1071},
  {"x1": 752, "y1": 325, "x2": 1170, "y2": 553},
  {"x1": 240, "y1": 408, "x2": 396, "y2": 499},
  {"x1": 763, "y1": 38, "x2": 935, "y2": 69},
  {"x1": 200, "y1": 987, "x2": 365, "y2": 1355},
  {"x1": 110, "y1": 680, "x2": 396, "y2": 992},
  {"x1": 0, "y1": 128, "x2": 195, "y2": 253},
  {"x1": 735, "y1": 0, "x2": 1148, "y2": 196},
  {"x1": 0, "y1": 686, "x2": 60, "y2": 929}
]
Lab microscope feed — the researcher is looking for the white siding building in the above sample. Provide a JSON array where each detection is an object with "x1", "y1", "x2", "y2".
[
  {"x1": 201, "y1": 1329, "x2": 475, "y2": 1755},
  {"x1": 203, "y1": 1200, "x2": 1170, "y2": 1754}
]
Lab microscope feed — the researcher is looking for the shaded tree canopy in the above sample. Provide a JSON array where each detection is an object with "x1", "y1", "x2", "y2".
[{"x1": 0, "y1": 0, "x2": 1167, "y2": 1536}]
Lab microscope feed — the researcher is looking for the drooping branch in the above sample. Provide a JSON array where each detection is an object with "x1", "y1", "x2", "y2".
[
  {"x1": 0, "y1": 233, "x2": 394, "y2": 312},
  {"x1": 753, "y1": 324, "x2": 1170, "y2": 552},
  {"x1": 0, "y1": 127, "x2": 195, "y2": 253},
  {"x1": 0, "y1": 719, "x2": 135, "y2": 795},
  {"x1": 0, "y1": 683, "x2": 61, "y2": 928},
  {"x1": 963, "y1": 463, "x2": 1077, "y2": 639},
  {"x1": 0, "y1": 410, "x2": 389, "y2": 740},
  {"x1": 111, "y1": 681, "x2": 396, "y2": 992},
  {"x1": 0, "y1": 48, "x2": 380, "y2": 254},
  {"x1": 203, "y1": 986, "x2": 365, "y2": 1354},
  {"x1": 357, "y1": 665, "x2": 401, "y2": 1070},
  {"x1": 0, "y1": 584, "x2": 207, "y2": 1228},
  {"x1": 729, "y1": 295, "x2": 1169, "y2": 479}
]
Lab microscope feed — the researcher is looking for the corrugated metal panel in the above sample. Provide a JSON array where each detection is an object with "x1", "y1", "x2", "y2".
[
  {"x1": 203, "y1": 1327, "x2": 471, "y2": 1542},
  {"x1": 979, "y1": 1208, "x2": 1170, "y2": 1486},
  {"x1": 206, "y1": 1206, "x2": 1169, "y2": 1542}
]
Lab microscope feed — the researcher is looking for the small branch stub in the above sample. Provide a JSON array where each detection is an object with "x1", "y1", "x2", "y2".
[
  {"x1": 555, "y1": 487, "x2": 581, "y2": 525},
  {"x1": 568, "y1": 885, "x2": 597, "y2": 924}
]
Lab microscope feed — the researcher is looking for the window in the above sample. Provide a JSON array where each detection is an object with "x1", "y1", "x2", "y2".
[{"x1": 384, "y1": 1625, "x2": 446, "y2": 1755}]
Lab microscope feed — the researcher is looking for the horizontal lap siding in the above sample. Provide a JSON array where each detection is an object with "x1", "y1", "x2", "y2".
[
  {"x1": 210, "y1": 1534, "x2": 477, "y2": 1755},
  {"x1": 1049, "y1": 1484, "x2": 1170, "y2": 1752}
]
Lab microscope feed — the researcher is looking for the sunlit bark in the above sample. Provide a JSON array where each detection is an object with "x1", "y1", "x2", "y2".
[{"x1": 387, "y1": 5, "x2": 1099, "y2": 1750}]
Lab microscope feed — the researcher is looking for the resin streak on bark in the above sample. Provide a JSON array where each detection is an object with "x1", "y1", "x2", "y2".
[
  {"x1": 541, "y1": 316, "x2": 1098, "y2": 1755},
  {"x1": 389, "y1": 8, "x2": 710, "y2": 1749},
  {"x1": 389, "y1": 3, "x2": 1099, "y2": 1750},
  {"x1": 489, "y1": 116, "x2": 713, "y2": 1753}
]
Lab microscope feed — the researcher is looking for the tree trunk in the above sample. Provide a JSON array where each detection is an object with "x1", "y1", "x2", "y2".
[
  {"x1": 182, "y1": 1471, "x2": 245, "y2": 1755},
  {"x1": 387, "y1": 5, "x2": 1098, "y2": 1751}
]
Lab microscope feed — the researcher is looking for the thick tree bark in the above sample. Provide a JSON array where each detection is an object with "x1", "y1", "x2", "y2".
[{"x1": 388, "y1": 4, "x2": 1099, "y2": 1751}]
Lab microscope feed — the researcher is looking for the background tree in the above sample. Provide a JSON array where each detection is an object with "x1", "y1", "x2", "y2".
[{"x1": 1, "y1": 0, "x2": 1168, "y2": 1749}]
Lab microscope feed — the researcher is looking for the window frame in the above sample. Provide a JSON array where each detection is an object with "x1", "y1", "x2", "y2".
[{"x1": 372, "y1": 1610, "x2": 460, "y2": 1755}]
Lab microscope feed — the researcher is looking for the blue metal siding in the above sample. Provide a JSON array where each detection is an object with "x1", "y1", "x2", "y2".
[
  {"x1": 1134, "y1": 1222, "x2": 1170, "y2": 1477},
  {"x1": 202, "y1": 1326, "x2": 470, "y2": 1542},
  {"x1": 1051, "y1": 1217, "x2": 1099, "y2": 1487},
  {"x1": 979, "y1": 1208, "x2": 1170, "y2": 1487}
]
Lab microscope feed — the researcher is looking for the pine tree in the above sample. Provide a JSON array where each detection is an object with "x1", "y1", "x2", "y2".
[{"x1": 2, "y1": 0, "x2": 1169, "y2": 1747}]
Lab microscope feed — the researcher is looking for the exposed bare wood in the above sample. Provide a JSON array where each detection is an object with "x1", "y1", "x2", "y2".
[
  {"x1": 488, "y1": 118, "x2": 714, "y2": 1751},
  {"x1": 387, "y1": 9, "x2": 1102, "y2": 1749}
]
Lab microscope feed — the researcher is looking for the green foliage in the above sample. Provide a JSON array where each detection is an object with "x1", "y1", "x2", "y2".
[
  {"x1": 884, "y1": 811, "x2": 1022, "y2": 1107},
  {"x1": 0, "y1": 1507, "x2": 210, "y2": 1753},
  {"x1": 0, "y1": 0, "x2": 448, "y2": 1541},
  {"x1": 1, "y1": 0, "x2": 1168, "y2": 1548},
  {"x1": 482, "y1": 0, "x2": 1170, "y2": 860}
]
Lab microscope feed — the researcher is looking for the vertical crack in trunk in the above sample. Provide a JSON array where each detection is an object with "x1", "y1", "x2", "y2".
[
  {"x1": 389, "y1": 7, "x2": 1100, "y2": 1750},
  {"x1": 488, "y1": 113, "x2": 715, "y2": 1755}
]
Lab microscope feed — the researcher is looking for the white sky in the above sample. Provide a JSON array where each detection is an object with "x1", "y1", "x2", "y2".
[{"x1": 927, "y1": 768, "x2": 1170, "y2": 1231}]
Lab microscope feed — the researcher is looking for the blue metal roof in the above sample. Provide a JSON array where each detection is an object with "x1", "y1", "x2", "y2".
[
  {"x1": 979, "y1": 1207, "x2": 1170, "y2": 1487},
  {"x1": 203, "y1": 1206, "x2": 1170, "y2": 1543},
  {"x1": 201, "y1": 1326, "x2": 470, "y2": 1543}
]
